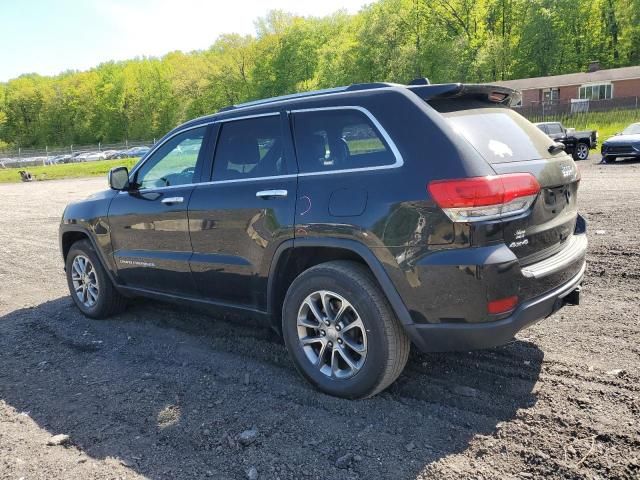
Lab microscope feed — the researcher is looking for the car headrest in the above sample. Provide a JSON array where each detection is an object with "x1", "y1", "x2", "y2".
[
  {"x1": 300, "y1": 134, "x2": 326, "y2": 164},
  {"x1": 221, "y1": 136, "x2": 260, "y2": 166}
]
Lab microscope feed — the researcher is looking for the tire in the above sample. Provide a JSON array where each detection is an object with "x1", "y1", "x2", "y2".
[
  {"x1": 282, "y1": 260, "x2": 410, "y2": 399},
  {"x1": 603, "y1": 155, "x2": 616, "y2": 164},
  {"x1": 65, "y1": 239, "x2": 127, "y2": 319},
  {"x1": 572, "y1": 142, "x2": 590, "y2": 161}
]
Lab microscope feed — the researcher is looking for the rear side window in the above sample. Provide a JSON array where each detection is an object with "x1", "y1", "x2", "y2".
[
  {"x1": 213, "y1": 115, "x2": 285, "y2": 181},
  {"x1": 443, "y1": 107, "x2": 558, "y2": 163},
  {"x1": 292, "y1": 109, "x2": 396, "y2": 173}
]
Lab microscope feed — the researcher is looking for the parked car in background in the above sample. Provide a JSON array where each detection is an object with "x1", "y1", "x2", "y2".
[
  {"x1": 114, "y1": 146, "x2": 150, "y2": 158},
  {"x1": 85, "y1": 151, "x2": 107, "y2": 162},
  {"x1": 70, "y1": 152, "x2": 89, "y2": 162},
  {"x1": 60, "y1": 81, "x2": 586, "y2": 399},
  {"x1": 601, "y1": 123, "x2": 640, "y2": 163},
  {"x1": 56, "y1": 154, "x2": 73, "y2": 164},
  {"x1": 103, "y1": 150, "x2": 120, "y2": 160},
  {"x1": 534, "y1": 122, "x2": 597, "y2": 161}
]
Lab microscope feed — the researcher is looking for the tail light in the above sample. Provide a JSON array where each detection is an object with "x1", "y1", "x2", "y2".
[{"x1": 427, "y1": 173, "x2": 540, "y2": 222}]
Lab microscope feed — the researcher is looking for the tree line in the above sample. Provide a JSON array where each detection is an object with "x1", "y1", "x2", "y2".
[{"x1": 1, "y1": 0, "x2": 638, "y2": 150}]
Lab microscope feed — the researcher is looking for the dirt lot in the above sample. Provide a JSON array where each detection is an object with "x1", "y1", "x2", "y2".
[{"x1": 0, "y1": 158, "x2": 638, "y2": 480}]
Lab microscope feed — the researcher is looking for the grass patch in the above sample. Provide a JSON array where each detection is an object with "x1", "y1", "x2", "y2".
[{"x1": 0, "y1": 158, "x2": 139, "y2": 184}]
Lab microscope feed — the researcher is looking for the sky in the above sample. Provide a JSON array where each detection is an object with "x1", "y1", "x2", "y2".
[{"x1": 0, "y1": 0, "x2": 370, "y2": 82}]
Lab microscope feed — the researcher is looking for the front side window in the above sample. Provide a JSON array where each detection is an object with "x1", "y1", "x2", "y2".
[
  {"x1": 212, "y1": 115, "x2": 285, "y2": 181},
  {"x1": 292, "y1": 109, "x2": 396, "y2": 173},
  {"x1": 134, "y1": 127, "x2": 206, "y2": 190}
]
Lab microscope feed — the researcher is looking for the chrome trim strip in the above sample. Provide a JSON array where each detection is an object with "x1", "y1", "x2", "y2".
[
  {"x1": 290, "y1": 105, "x2": 404, "y2": 176},
  {"x1": 122, "y1": 103, "x2": 405, "y2": 194},
  {"x1": 521, "y1": 234, "x2": 588, "y2": 279},
  {"x1": 118, "y1": 174, "x2": 299, "y2": 194},
  {"x1": 216, "y1": 111, "x2": 281, "y2": 123}
]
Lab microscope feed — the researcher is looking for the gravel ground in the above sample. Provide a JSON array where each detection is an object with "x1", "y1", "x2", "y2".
[{"x1": 0, "y1": 157, "x2": 638, "y2": 480}]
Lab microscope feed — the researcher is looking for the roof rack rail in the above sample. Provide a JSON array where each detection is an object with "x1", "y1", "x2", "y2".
[
  {"x1": 218, "y1": 86, "x2": 348, "y2": 112},
  {"x1": 345, "y1": 82, "x2": 400, "y2": 91},
  {"x1": 408, "y1": 77, "x2": 431, "y2": 85},
  {"x1": 218, "y1": 82, "x2": 400, "y2": 113}
]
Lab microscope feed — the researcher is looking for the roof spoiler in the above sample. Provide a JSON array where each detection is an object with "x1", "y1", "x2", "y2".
[{"x1": 407, "y1": 83, "x2": 521, "y2": 107}]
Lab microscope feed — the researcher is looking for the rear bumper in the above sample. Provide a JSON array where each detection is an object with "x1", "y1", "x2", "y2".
[{"x1": 406, "y1": 260, "x2": 586, "y2": 353}]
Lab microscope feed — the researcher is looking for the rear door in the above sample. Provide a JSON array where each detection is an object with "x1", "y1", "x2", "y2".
[
  {"x1": 108, "y1": 126, "x2": 209, "y2": 295},
  {"x1": 187, "y1": 112, "x2": 297, "y2": 311},
  {"x1": 441, "y1": 107, "x2": 580, "y2": 264}
]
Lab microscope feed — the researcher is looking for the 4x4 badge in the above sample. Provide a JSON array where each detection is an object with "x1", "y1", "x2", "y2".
[
  {"x1": 561, "y1": 164, "x2": 574, "y2": 179},
  {"x1": 510, "y1": 229, "x2": 528, "y2": 248}
]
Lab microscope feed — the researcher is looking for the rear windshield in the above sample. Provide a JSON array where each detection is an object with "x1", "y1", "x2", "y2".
[{"x1": 441, "y1": 107, "x2": 558, "y2": 164}]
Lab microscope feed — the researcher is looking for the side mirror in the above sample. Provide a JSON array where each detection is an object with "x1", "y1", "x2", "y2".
[{"x1": 108, "y1": 166, "x2": 130, "y2": 191}]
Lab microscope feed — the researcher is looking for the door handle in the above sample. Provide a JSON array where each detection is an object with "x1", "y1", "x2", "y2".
[
  {"x1": 161, "y1": 196, "x2": 184, "y2": 204},
  {"x1": 256, "y1": 189, "x2": 288, "y2": 199}
]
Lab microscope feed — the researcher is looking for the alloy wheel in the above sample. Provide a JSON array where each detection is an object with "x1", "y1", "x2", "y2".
[
  {"x1": 71, "y1": 254, "x2": 100, "y2": 308},
  {"x1": 296, "y1": 290, "x2": 367, "y2": 379},
  {"x1": 576, "y1": 143, "x2": 589, "y2": 160}
]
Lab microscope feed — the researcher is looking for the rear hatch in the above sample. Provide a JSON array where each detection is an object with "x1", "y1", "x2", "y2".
[{"x1": 428, "y1": 95, "x2": 580, "y2": 265}]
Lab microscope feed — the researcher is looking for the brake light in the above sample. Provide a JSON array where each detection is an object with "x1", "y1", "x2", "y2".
[
  {"x1": 427, "y1": 173, "x2": 540, "y2": 222},
  {"x1": 487, "y1": 296, "x2": 518, "y2": 315}
]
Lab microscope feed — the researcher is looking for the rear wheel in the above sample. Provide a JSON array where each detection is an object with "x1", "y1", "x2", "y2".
[
  {"x1": 603, "y1": 155, "x2": 616, "y2": 164},
  {"x1": 65, "y1": 239, "x2": 126, "y2": 318},
  {"x1": 572, "y1": 142, "x2": 590, "y2": 161},
  {"x1": 282, "y1": 261, "x2": 410, "y2": 399}
]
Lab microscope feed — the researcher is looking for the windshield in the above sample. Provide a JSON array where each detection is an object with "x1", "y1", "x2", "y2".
[
  {"x1": 443, "y1": 107, "x2": 558, "y2": 164},
  {"x1": 622, "y1": 123, "x2": 640, "y2": 135}
]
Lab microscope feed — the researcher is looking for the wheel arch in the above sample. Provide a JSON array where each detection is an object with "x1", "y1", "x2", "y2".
[
  {"x1": 61, "y1": 229, "x2": 91, "y2": 261},
  {"x1": 267, "y1": 238, "x2": 415, "y2": 336},
  {"x1": 60, "y1": 226, "x2": 119, "y2": 285}
]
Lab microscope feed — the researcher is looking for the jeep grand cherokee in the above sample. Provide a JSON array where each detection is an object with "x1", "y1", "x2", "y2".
[{"x1": 60, "y1": 82, "x2": 587, "y2": 398}]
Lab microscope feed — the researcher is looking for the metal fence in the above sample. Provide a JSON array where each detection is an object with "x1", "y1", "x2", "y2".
[
  {"x1": 0, "y1": 140, "x2": 156, "y2": 169},
  {"x1": 515, "y1": 95, "x2": 640, "y2": 125}
]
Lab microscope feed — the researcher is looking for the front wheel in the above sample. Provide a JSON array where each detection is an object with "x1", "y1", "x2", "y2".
[
  {"x1": 572, "y1": 142, "x2": 590, "y2": 161},
  {"x1": 282, "y1": 261, "x2": 410, "y2": 399},
  {"x1": 65, "y1": 239, "x2": 127, "y2": 318}
]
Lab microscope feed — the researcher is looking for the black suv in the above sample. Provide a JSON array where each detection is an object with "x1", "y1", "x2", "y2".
[{"x1": 60, "y1": 82, "x2": 587, "y2": 399}]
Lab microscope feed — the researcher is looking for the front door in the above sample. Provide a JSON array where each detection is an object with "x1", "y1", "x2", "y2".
[
  {"x1": 188, "y1": 113, "x2": 297, "y2": 311},
  {"x1": 108, "y1": 126, "x2": 209, "y2": 295}
]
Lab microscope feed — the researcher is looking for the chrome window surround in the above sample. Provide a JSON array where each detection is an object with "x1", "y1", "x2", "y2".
[
  {"x1": 290, "y1": 106, "x2": 403, "y2": 177},
  {"x1": 122, "y1": 105, "x2": 403, "y2": 194}
]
